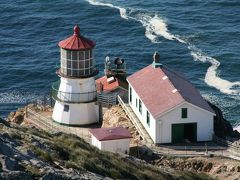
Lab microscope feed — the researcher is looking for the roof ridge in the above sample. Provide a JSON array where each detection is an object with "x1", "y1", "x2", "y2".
[{"x1": 164, "y1": 66, "x2": 191, "y2": 83}]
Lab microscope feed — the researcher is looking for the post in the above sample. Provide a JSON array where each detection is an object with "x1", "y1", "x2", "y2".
[
  {"x1": 43, "y1": 95, "x2": 46, "y2": 111},
  {"x1": 50, "y1": 90, "x2": 53, "y2": 108},
  {"x1": 205, "y1": 143, "x2": 208, "y2": 155},
  {"x1": 25, "y1": 105, "x2": 28, "y2": 118}
]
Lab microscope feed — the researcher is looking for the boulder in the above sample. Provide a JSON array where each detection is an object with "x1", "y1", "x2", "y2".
[
  {"x1": 208, "y1": 102, "x2": 235, "y2": 138},
  {"x1": 7, "y1": 109, "x2": 25, "y2": 125}
]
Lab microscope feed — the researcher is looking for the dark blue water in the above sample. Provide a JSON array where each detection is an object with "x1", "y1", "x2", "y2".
[{"x1": 0, "y1": 0, "x2": 239, "y2": 126}]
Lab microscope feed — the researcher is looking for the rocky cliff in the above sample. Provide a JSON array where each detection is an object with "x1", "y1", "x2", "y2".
[
  {"x1": 208, "y1": 102, "x2": 240, "y2": 138},
  {"x1": 0, "y1": 118, "x2": 213, "y2": 180}
]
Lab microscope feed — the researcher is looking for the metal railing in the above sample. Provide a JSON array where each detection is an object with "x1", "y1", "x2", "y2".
[
  {"x1": 52, "y1": 81, "x2": 97, "y2": 103},
  {"x1": 212, "y1": 134, "x2": 240, "y2": 154},
  {"x1": 117, "y1": 95, "x2": 153, "y2": 145},
  {"x1": 98, "y1": 93, "x2": 117, "y2": 106}
]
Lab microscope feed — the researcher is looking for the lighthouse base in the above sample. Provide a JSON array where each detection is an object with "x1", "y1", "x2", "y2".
[{"x1": 52, "y1": 101, "x2": 99, "y2": 126}]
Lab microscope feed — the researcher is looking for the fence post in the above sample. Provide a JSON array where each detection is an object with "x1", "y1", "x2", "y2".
[
  {"x1": 25, "y1": 105, "x2": 28, "y2": 119},
  {"x1": 205, "y1": 143, "x2": 208, "y2": 155}
]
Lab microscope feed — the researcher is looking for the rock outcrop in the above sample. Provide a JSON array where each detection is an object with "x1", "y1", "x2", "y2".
[
  {"x1": 208, "y1": 102, "x2": 239, "y2": 138},
  {"x1": 102, "y1": 105, "x2": 142, "y2": 145},
  {"x1": 154, "y1": 156, "x2": 240, "y2": 180}
]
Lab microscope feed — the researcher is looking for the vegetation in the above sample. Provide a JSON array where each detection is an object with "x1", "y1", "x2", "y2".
[{"x1": 9, "y1": 126, "x2": 213, "y2": 180}]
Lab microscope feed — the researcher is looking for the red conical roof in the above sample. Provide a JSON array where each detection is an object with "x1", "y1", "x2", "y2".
[{"x1": 58, "y1": 25, "x2": 95, "y2": 50}]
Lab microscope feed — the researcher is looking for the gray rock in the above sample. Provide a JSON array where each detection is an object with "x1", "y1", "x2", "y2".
[
  {"x1": 0, "y1": 156, "x2": 23, "y2": 171},
  {"x1": 40, "y1": 172, "x2": 70, "y2": 180},
  {"x1": 0, "y1": 171, "x2": 32, "y2": 180}
]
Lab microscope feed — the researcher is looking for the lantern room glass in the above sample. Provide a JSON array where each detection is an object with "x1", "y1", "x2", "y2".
[{"x1": 60, "y1": 49, "x2": 94, "y2": 77}]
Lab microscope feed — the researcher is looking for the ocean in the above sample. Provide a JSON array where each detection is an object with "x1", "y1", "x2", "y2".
[{"x1": 0, "y1": 0, "x2": 239, "y2": 127}]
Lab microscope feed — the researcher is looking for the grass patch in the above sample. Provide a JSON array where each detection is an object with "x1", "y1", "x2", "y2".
[
  {"x1": 8, "y1": 131, "x2": 22, "y2": 140},
  {"x1": 24, "y1": 165, "x2": 42, "y2": 177},
  {"x1": 25, "y1": 131, "x2": 213, "y2": 180},
  {"x1": 30, "y1": 146, "x2": 53, "y2": 163}
]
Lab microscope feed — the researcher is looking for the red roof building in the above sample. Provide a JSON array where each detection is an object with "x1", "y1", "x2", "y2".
[
  {"x1": 58, "y1": 25, "x2": 95, "y2": 50},
  {"x1": 127, "y1": 57, "x2": 215, "y2": 144},
  {"x1": 127, "y1": 65, "x2": 214, "y2": 119},
  {"x1": 96, "y1": 76, "x2": 120, "y2": 92},
  {"x1": 89, "y1": 127, "x2": 132, "y2": 141}
]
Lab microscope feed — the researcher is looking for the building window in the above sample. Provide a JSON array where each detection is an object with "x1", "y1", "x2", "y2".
[
  {"x1": 136, "y1": 98, "x2": 138, "y2": 108},
  {"x1": 146, "y1": 111, "x2": 150, "y2": 127},
  {"x1": 181, "y1": 108, "x2": 188, "y2": 118},
  {"x1": 64, "y1": 105, "x2": 69, "y2": 112},
  {"x1": 129, "y1": 87, "x2": 132, "y2": 103},
  {"x1": 139, "y1": 99, "x2": 142, "y2": 114}
]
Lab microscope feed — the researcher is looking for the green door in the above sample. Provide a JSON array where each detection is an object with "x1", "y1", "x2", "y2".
[
  {"x1": 172, "y1": 123, "x2": 197, "y2": 143},
  {"x1": 172, "y1": 124, "x2": 184, "y2": 143}
]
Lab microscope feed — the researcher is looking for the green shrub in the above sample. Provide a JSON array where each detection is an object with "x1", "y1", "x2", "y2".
[
  {"x1": 30, "y1": 146, "x2": 53, "y2": 162},
  {"x1": 8, "y1": 131, "x2": 22, "y2": 140},
  {"x1": 24, "y1": 165, "x2": 41, "y2": 177}
]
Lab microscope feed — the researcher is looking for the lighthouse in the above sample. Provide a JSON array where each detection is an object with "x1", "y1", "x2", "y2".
[{"x1": 52, "y1": 25, "x2": 99, "y2": 125}]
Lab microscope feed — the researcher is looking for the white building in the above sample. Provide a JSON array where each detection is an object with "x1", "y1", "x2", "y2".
[
  {"x1": 127, "y1": 52, "x2": 215, "y2": 144},
  {"x1": 52, "y1": 25, "x2": 99, "y2": 126},
  {"x1": 89, "y1": 127, "x2": 132, "y2": 153}
]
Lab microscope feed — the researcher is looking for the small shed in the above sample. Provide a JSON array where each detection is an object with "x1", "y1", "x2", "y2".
[
  {"x1": 89, "y1": 127, "x2": 132, "y2": 154},
  {"x1": 96, "y1": 76, "x2": 128, "y2": 106}
]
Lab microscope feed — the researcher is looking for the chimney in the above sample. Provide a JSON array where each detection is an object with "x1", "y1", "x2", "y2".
[
  {"x1": 152, "y1": 51, "x2": 162, "y2": 68},
  {"x1": 153, "y1": 51, "x2": 160, "y2": 63}
]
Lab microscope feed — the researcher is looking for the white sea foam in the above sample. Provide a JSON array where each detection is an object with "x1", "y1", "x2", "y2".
[
  {"x1": 135, "y1": 13, "x2": 186, "y2": 43},
  {"x1": 86, "y1": 0, "x2": 128, "y2": 19},
  {"x1": 86, "y1": 0, "x2": 240, "y2": 96},
  {"x1": 189, "y1": 45, "x2": 240, "y2": 95}
]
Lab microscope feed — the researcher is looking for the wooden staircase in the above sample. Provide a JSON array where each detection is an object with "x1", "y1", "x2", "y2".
[{"x1": 118, "y1": 96, "x2": 154, "y2": 146}]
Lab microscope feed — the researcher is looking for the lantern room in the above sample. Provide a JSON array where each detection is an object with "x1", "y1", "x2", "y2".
[{"x1": 58, "y1": 25, "x2": 96, "y2": 77}]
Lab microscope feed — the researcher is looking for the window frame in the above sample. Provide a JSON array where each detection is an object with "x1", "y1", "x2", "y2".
[
  {"x1": 146, "y1": 110, "x2": 150, "y2": 127},
  {"x1": 60, "y1": 49, "x2": 94, "y2": 77},
  {"x1": 181, "y1": 108, "x2": 188, "y2": 118},
  {"x1": 139, "y1": 99, "x2": 142, "y2": 115},
  {"x1": 129, "y1": 87, "x2": 132, "y2": 103},
  {"x1": 64, "y1": 105, "x2": 69, "y2": 112}
]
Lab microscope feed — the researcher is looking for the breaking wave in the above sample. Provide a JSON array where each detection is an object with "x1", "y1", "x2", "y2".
[
  {"x1": 85, "y1": 0, "x2": 240, "y2": 96},
  {"x1": 87, "y1": 0, "x2": 128, "y2": 19},
  {"x1": 189, "y1": 45, "x2": 240, "y2": 95}
]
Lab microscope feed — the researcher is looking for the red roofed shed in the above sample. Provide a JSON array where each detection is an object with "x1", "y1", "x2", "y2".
[{"x1": 89, "y1": 127, "x2": 132, "y2": 153}]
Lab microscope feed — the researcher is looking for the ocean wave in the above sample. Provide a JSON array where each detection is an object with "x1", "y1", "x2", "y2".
[
  {"x1": 189, "y1": 45, "x2": 240, "y2": 95},
  {"x1": 85, "y1": 0, "x2": 240, "y2": 96},
  {"x1": 86, "y1": 0, "x2": 128, "y2": 19}
]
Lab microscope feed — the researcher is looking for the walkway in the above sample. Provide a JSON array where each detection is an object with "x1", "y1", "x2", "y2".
[
  {"x1": 118, "y1": 95, "x2": 154, "y2": 145},
  {"x1": 26, "y1": 108, "x2": 101, "y2": 143}
]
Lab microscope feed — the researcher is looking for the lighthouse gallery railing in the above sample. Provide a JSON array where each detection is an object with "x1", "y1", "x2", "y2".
[{"x1": 52, "y1": 81, "x2": 97, "y2": 103}]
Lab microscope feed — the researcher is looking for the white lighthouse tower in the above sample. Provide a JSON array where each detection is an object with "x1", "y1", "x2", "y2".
[{"x1": 52, "y1": 25, "x2": 99, "y2": 125}]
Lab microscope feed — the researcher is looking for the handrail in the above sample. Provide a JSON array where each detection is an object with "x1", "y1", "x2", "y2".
[
  {"x1": 212, "y1": 134, "x2": 240, "y2": 154},
  {"x1": 52, "y1": 81, "x2": 97, "y2": 103},
  {"x1": 117, "y1": 95, "x2": 152, "y2": 144}
]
